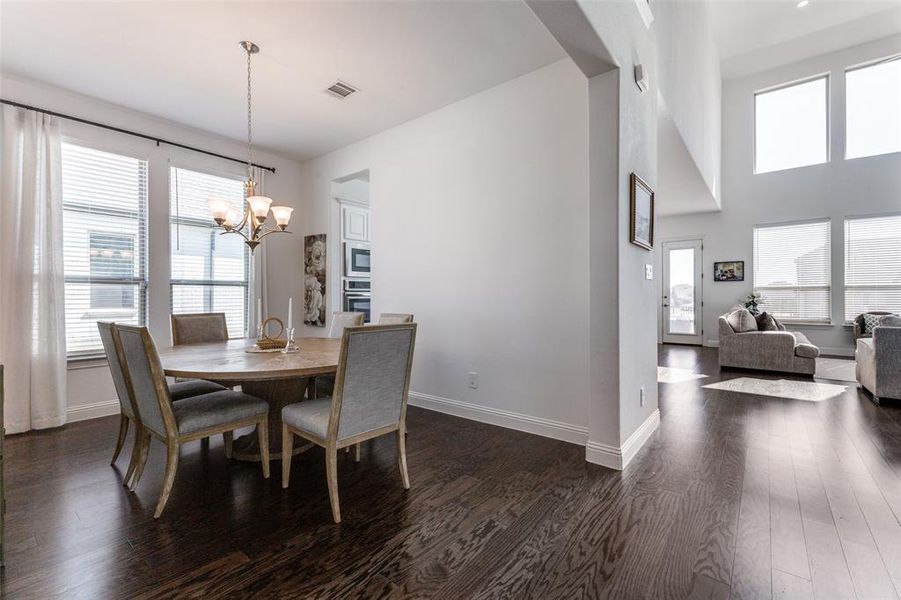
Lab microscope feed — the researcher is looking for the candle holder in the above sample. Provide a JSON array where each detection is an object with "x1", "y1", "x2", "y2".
[{"x1": 281, "y1": 327, "x2": 298, "y2": 354}]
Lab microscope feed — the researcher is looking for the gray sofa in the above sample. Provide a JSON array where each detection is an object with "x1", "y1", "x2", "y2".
[
  {"x1": 856, "y1": 320, "x2": 901, "y2": 404},
  {"x1": 718, "y1": 309, "x2": 819, "y2": 375}
]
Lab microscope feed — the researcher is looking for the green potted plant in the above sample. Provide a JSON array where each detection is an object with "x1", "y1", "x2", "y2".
[{"x1": 743, "y1": 292, "x2": 763, "y2": 316}]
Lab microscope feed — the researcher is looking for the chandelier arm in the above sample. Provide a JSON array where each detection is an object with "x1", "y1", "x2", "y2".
[
  {"x1": 218, "y1": 228, "x2": 251, "y2": 243},
  {"x1": 256, "y1": 228, "x2": 292, "y2": 241}
]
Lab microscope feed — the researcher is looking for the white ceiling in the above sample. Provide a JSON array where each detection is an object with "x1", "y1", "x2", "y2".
[
  {"x1": 0, "y1": 1, "x2": 565, "y2": 161},
  {"x1": 710, "y1": 0, "x2": 901, "y2": 79}
]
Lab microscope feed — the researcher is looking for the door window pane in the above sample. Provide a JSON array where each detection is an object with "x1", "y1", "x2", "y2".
[{"x1": 668, "y1": 248, "x2": 695, "y2": 335}]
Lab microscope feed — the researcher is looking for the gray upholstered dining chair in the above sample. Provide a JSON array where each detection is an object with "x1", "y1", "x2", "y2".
[
  {"x1": 316, "y1": 311, "x2": 367, "y2": 401},
  {"x1": 115, "y1": 324, "x2": 270, "y2": 518},
  {"x1": 328, "y1": 311, "x2": 365, "y2": 338},
  {"x1": 281, "y1": 323, "x2": 417, "y2": 523},
  {"x1": 98, "y1": 322, "x2": 225, "y2": 488},
  {"x1": 170, "y1": 312, "x2": 230, "y2": 345},
  {"x1": 378, "y1": 313, "x2": 414, "y2": 325}
]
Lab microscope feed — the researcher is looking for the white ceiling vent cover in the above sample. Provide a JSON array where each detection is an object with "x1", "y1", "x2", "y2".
[{"x1": 325, "y1": 81, "x2": 358, "y2": 99}]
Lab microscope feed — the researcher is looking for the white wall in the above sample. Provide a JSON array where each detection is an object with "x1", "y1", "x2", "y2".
[
  {"x1": 574, "y1": 0, "x2": 660, "y2": 459},
  {"x1": 289, "y1": 59, "x2": 592, "y2": 439},
  {"x1": 657, "y1": 36, "x2": 901, "y2": 356},
  {"x1": 0, "y1": 74, "x2": 305, "y2": 425},
  {"x1": 653, "y1": 1, "x2": 721, "y2": 203}
]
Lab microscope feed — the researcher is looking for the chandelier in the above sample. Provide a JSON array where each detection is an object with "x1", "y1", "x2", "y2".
[{"x1": 207, "y1": 41, "x2": 292, "y2": 252}]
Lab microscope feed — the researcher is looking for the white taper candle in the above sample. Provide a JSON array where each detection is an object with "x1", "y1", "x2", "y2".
[{"x1": 287, "y1": 297, "x2": 293, "y2": 330}]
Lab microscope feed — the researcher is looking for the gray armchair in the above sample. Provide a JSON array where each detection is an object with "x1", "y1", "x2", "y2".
[
  {"x1": 857, "y1": 319, "x2": 901, "y2": 404},
  {"x1": 718, "y1": 309, "x2": 818, "y2": 375},
  {"x1": 281, "y1": 323, "x2": 417, "y2": 523},
  {"x1": 853, "y1": 311, "x2": 895, "y2": 341}
]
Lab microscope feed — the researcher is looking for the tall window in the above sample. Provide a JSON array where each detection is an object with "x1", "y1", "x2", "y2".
[
  {"x1": 170, "y1": 167, "x2": 249, "y2": 337},
  {"x1": 754, "y1": 76, "x2": 828, "y2": 174},
  {"x1": 753, "y1": 220, "x2": 831, "y2": 323},
  {"x1": 844, "y1": 214, "x2": 901, "y2": 321},
  {"x1": 62, "y1": 143, "x2": 148, "y2": 358},
  {"x1": 846, "y1": 56, "x2": 901, "y2": 160}
]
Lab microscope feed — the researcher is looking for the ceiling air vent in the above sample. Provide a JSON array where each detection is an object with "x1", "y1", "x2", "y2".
[{"x1": 325, "y1": 80, "x2": 358, "y2": 99}]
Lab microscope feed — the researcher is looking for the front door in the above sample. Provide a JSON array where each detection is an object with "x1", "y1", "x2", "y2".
[{"x1": 662, "y1": 239, "x2": 703, "y2": 345}]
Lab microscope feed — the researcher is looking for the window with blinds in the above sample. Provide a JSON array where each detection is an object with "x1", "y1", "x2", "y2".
[
  {"x1": 170, "y1": 167, "x2": 249, "y2": 338},
  {"x1": 62, "y1": 142, "x2": 148, "y2": 358},
  {"x1": 754, "y1": 76, "x2": 829, "y2": 174},
  {"x1": 753, "y1": 220, "x2": 831, "y2": 323},
  {"x1": 844, "y1": 214, "x2": 901, "y2": 321}
]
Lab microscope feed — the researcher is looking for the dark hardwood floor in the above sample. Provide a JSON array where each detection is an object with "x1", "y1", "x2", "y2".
[{"x1": 2, "y1": 345, "x2": 901, "y2": 599}]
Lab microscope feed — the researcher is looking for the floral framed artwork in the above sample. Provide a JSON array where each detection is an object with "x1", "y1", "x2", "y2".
[
  {"x1": 303, "y1": 234, "x2": 327, "y2": 327},
  {"x1": 630, "y1": 172, "x2": 655, "y2": 250}
]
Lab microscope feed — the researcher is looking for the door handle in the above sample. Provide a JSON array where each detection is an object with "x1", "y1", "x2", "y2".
[{"x1": 662, "y1": 303, "x2": 669, "y2": 307}]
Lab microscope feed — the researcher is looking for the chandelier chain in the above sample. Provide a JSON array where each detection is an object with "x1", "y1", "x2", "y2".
[{"x1": 246, "y1": 45, "x2": 253, "y2": 176}]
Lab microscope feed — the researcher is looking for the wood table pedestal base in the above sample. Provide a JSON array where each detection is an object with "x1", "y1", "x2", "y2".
[{"x1": 232, "y1": 378, "x2": 314, "y2": 462}]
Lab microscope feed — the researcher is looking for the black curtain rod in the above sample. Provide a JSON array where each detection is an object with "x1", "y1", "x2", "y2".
[{"x1": 1, "y1": 98, "x2": 276, "y2": 174}]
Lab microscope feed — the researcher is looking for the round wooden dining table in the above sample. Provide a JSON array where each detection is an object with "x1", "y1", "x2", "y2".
[{"x1": 158, "y1": 337, "x2": 341, "y2": 462}]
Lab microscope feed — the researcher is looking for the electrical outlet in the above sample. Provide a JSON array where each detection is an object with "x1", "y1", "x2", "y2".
[
  {"x1": 645, "y1": 264, "x2": 653, "y2": 280},
  {"x1": 640, "y1": 386, "x2": 645, "y2": 406},
  {"x1": 468, "y1": 372, "x2": 479, "y2": 389}
]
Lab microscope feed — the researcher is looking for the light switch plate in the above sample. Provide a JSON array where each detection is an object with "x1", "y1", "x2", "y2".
[{"x1": 645, "y1": 264, "x2": 653, "y2": 280}]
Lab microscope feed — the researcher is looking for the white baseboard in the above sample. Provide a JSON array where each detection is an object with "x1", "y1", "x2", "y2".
[
  {"x1": 585, "y1": 408, "x2": 660, "y2": 470},
  {"x1": 67, "y1": 399, "x2": 120, "y2": 423},
  {"x1": 407, "y1": 391, "x2": 588, "y2": 445}
]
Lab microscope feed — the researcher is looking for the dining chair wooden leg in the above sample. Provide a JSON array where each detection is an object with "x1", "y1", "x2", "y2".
[
  {"x1": 223, "y1": 431, "x2": 233, "y2": 459},
  {"x1": 154, "y1": 440, "x2": 180, "y2": 519},
  {"x1": 258, "y1": 417, "x2": 270, "y2": 479},
  {"x1": 397, "y1": 427, "x2": 410, "y2": 489},
  {"x1": 111, "y1": 413, "x2": 129, "y2": 465},
  {"x1": 281, "y1": 424, "x2": 293, "y2": 489},
  {"x1": 354, "y1": 443, "x2": 361, "y2": 463},
  {"x1": 200, "y1": 437, "x2": 210, "y2": 450},
  {"x1": 128, "y1": 430, "x2": 152, "y2": 491},
  {"x1": 326, "y1": 445, "x2": 341, "y2": 523},
  {"x1": 123, "y1": 425, "x2": 143, "y2": 487}
]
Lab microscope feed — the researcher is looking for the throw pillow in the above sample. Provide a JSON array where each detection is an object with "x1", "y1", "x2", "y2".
[
  {"x1": 727, "y1": 308, "x2": 758, "y2": 333},
  {"x1": 755, "y1": 312, "x2": 778, "y2": 331},
  {"x1": 879, "y1": 314, "x2": 901, "y2": 328},
  {"x1": 862, "y1": 313, "x2": 883, "y2": 335}
]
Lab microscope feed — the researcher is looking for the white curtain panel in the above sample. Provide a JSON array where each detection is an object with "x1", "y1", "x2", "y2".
[{"x1": 0, "y1": 105, "x2": 67, "y2": 434}]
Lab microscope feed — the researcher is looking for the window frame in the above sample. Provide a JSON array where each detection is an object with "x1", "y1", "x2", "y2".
[
  {"x1": 844, "y1": 53, "x2": 901, "y2": 161},
  {"x1": 167, "y1": 163, "x2": 251, "y2": 338},
  {"x1": 752, "y1": 217, "x2": 833, "y2": 325},
  {"x1": 61, "y1": 138, "x2": 149, "y2": 361},
  {"x1": 753, "y1": 73, "x2": 831, "y2": 175},
  {"x1": 842, "y1": 211, "x2": 901, "y2": 323}
]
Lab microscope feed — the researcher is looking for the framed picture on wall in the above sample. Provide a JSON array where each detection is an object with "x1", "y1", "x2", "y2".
[
  {"x1": 714, "y1": 261, "x2": 744, "y2": 282},
  {"x1": 630, "y1": 172, "x2": 655, "y2": 250}
]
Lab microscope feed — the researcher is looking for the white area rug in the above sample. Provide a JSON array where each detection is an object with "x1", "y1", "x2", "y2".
[
  {"x1": 703, "y1": 377, "x2": 847, "y2": 402},
  {"x1": 657, "y1": 366, "x2": 708, "y2": 384},
  {"x1": 815, "y1": 357, "x2": 858, "y2": 383}
]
